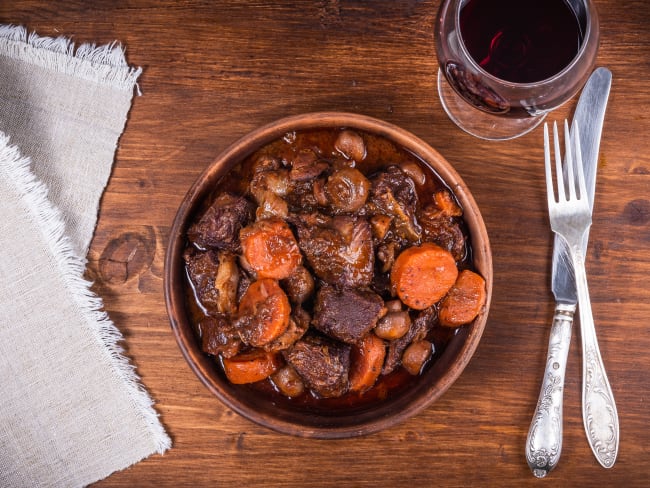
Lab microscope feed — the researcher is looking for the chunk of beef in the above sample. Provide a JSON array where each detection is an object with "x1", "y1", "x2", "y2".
[
  {"x1": 382, "y1": 307, "x2": 436, "y2": 374},
  {"x1": 200, "y1": 315, "x2": 242, "y2": 358},
  {"x1": 368, "y1": 165, "x2": 421, "y2": 243},
  {"x1": 184, "y1": 248, "x2": 219, "y2": 310},
  {"x1": 284, "y1": 179, "x2": 321, "y2": 214},
  {"x1": 264, "y1": 307, "x2": 310, "y2": 352},
  {"x1": 184, "y1": 248, "x2": 239, "y2": 315},
  {"x1": 295, "y1": 213, "x2": 374, "y2": 288},
  {"x1": 281, "y1": 265, "x2": 315, "y2": 305},
  {"x1": 251, "y1": 153, "x2": 281, "y2": 173},
  {"x1": 376, "y1": 241, "x2": 398, "y2": 274},
  {"x1": 285, "y1": 334, "x2": 351, "y2": 398},
  {"x1": 419, "y1": 204, "x2": 467, "y2": 261},
  {"x1": 313, "y1": 286, "x2": 385, "y2": 344},
  {"x1": 370, "y1": 214, "x2": 392, "y2": 241},
  {"x1": 237, "y1": 270, "x2": 253, "y2": 303},
  {"x1": 188, "y1": 193, "x2": 255, "y2": 252},
  {"x1": 289, "y1": 148, "x2": 329, "y2": 182},
  {"x1": 250, "y1": 169, "x2": 291, "y2": 200}
]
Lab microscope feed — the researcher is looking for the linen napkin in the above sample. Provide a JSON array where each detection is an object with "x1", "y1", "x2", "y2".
[{"x1": 0, "y1": 25, "x2": 171, "y2": 487}]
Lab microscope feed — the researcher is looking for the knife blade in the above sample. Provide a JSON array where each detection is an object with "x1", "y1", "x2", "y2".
[
  {"x1": 556, "y1": 67, "x2": 612, "y2": 300},
  {"x1": 525, "y1": 67, "x2": 612, "y2": 478}
]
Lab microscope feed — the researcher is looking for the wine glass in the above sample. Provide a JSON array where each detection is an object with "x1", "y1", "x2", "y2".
[{"x1": 435, "y1": 0, "x2": 599, "y2": 140}]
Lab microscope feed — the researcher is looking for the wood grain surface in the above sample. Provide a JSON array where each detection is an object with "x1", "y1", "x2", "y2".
[{"x1": 1, "y1": 1, "x2": 649, "y2": 486}]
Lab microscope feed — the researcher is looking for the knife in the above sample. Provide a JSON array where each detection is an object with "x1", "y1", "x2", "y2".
[{"x1": 525, "y1": 67, "x2": 612, "y2": 478}]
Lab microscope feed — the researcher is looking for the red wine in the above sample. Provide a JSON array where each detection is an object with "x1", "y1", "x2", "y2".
[{"x1": 460, "y1": 0, "x2": 583, "y2": 84}]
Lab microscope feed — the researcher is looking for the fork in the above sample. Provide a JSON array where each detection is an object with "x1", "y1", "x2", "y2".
[{"x1": 544, "y1": 120, "x2": 619, "y2": 468}]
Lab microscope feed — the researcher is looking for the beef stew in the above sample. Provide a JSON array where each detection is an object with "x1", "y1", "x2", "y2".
[{"x1": 183, "y1": 127, "x2": 486, "y2": 410}]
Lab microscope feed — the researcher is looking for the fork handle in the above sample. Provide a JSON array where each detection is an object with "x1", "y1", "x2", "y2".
[
  {"x1": 571, "y1": 249, "x2": 620, "y2": 468},
  {"x1": 525, "y1": 302, "x2": 574, "y2": 478}
]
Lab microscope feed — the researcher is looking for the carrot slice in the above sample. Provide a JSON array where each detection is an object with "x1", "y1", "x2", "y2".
[
  {"x1": 349, "y1": 333, "x2": 386, "y2": 394},
  {"x1": 390, "y1": 242, "x2": 458, "y2": 310},
  {"x1": 222, "y1": 349, "x2": 282, "y2": 384},
  {"x1": 240, "y1": 217, "x2": 302, "y2": 280},
  {"x1": 433, "y1": 189, "x2": 463, "y2": 217},
  {"x1": 439, "y1": 269, "x2": 486, "y2": 327},
  {"x1": 237, "y1": 278, "x2": 291, "y2": 346}
]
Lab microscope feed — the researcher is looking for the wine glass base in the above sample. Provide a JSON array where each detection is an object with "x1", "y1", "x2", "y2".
[{"x1": 437, "y1": 69, "x2": 546, "y2": 141}]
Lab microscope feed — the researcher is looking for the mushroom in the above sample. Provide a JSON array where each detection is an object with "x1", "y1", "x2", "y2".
[
  {"x1": 401, "y1": 340, "x2": 433, "y2": 375},
  {"x1": 325, "y1": 167, "x2": 370, "y2": 213},
  {"x1": 374, "y1": 310, "x2": 411, "y2": 340},
  {"x1": 271, "y1": 365, "x2": 305, "y2": 398},
  {"x1": 334, "y1": 130, "x2": 366, "y2": 162}
]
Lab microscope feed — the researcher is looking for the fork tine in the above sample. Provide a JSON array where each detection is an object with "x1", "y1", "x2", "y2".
[
  {"x1": 573, "y1": 121, "x2": 588, "y2": 205},
  {"x1": 564, "y1": 120, "x2": 577, "y2": 202},
  {"x1": 553, "y1": 121, "x2": 564, "y2": 202},
  {"x1": 544, "y1": 122, "x2": 555, "y2": 206}
]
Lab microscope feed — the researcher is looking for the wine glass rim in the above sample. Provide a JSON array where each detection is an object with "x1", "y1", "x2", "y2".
[{"x1": 453, "y1": 0, "x2": 597, "y2": 88}]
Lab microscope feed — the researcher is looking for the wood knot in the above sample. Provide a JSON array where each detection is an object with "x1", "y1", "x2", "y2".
[
  {"x1": 622, "y1": 199, "x2": 650, "y2": 226},
  {"x1": 99, "y1": 230, "x2": 155, "y2": 284},
  {"x1": 236, "y1": 432, "x2": 246, "y2": 451},
  {"x1": 402, "y1": 430, "x2": 422, "y2": 442}
]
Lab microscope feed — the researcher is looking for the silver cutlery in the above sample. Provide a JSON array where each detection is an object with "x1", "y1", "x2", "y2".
[
  {"x1": 525, "y1": 67, "x2": 613, "y2": 477},
  {"x1": 546, "y1": 120, "x2": 619, "y2": 469}
]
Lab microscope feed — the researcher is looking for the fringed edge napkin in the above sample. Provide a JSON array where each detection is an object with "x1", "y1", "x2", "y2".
[
  {"x1": 0, "y1": 133, "x2": 171, "y2": 478},
  {"x1": 0, "y1": 25, "x2": 170, "y2": 488},
  {"x1": 0, "y1": 24, "x2": 142, "y2": 93}
]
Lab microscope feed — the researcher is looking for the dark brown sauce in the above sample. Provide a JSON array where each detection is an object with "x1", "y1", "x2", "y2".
[{"x1": 183, "y1": 127, "x2": 474, "y2": 413}]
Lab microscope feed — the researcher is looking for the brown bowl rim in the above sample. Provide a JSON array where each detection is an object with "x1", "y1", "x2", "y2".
[{"x1": 164, "y1": 112, "x2": 493, "y2": 438}]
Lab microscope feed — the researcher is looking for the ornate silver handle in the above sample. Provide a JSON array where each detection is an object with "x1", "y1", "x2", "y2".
[
  {"x1": 525, "y1": 303, "x2": 575, "y2": 478},
  {"x1": 572, "y1": 249, "x2": 619, "y2": 468}
]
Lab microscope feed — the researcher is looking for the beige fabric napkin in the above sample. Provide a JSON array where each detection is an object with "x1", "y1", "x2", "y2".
[{"x1": 0, "y1": 25, "x2": 171, "y2": 487}]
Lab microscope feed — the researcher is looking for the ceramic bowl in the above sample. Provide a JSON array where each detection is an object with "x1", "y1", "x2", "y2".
[{"x1": 164, "y1": 112, "x2": 492, "y2": 438}]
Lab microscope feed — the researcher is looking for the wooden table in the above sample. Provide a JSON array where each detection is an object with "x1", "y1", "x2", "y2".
[{"x1": 2, "y1": 1, "x2": 649, "y2": 486}]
